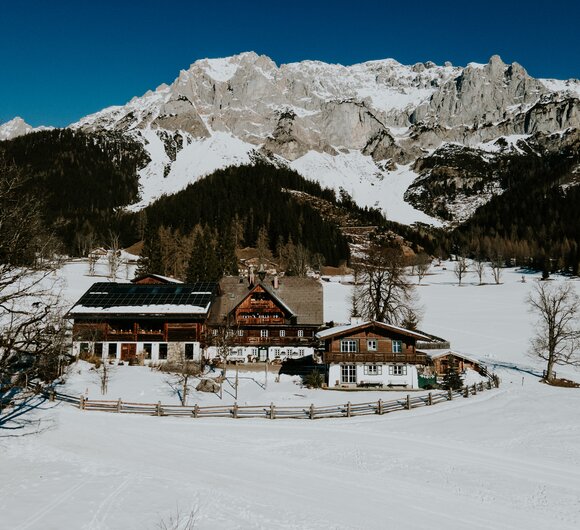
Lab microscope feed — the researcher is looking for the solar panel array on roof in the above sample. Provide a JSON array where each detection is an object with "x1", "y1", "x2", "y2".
[{"x1": 73, "y1": 282, "x2": 218, "y2": 310}]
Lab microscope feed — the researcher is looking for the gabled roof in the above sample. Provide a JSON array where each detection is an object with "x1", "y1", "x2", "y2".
[
  {"x1": 316, "y1": 321, "x2": 431, "y2": 341},
  {"x1": 417, "y1": 348, "x2": 481, "y2": 365},
  {"x1": 131, "y1": 273, "x2": 183, "y2": 284},
  {"x1": 68, "y1": 282, "x2": 218, "y2": 316},
  {"x1": 229, "y1": 283, "x2": 296, "y2": 317},
  {"x1": 208, "y1": 276, "x2": 323, "y2": 325}
]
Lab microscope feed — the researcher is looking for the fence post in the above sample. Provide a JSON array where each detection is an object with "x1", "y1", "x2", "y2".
[
  {"x1": 406, "y1": 394, "x2": 411, "y2": 410},
  {"x1": 156, "y1": 401, "x2": 161, "y2": 417},
  {"x1": 309, "y1": 403, "x2": 315, "y2": 420},
  {"x1": 233, "y1": 402, "x2": 238, "y2": 419},
  {"x1": 79, "y1": 395, "x2": 85, "y2": 410},
  {"x1": 193, "y1": 404, "x2": 199, "y2": 418},
  {"x1": 49, "y1": 389, "x2": 55, "y2": 402},
  {"x1": 117, "y1": 398, "x2": 122, "y2": 412},
  {"x1": 270, "y1": 402, "x2": 275, "y2": 420},
  {"x1": 428, "y1": 392, "x2": 432, "y2": 406},
  {"x1": 378, "y1": 399, "x2": 383, "y2": 415},
  {"x1": 472, "y1": 383, "x2": 477, "y2": 395},
  {"x1": 487, "y1": 380, "x2": 492, "y2": 390},
  {"x1": 479, "y1": 382, "x2": 484, "y2": 392},
  {"x1": 464, "y1": 386, "x2": 469, "y2": 398},
  {"x1": 448, "y1": 388, "x2": 453, "y2": 400},
  {"x1": 346, "y1": 401, "x2": 351, "y2": 417}
]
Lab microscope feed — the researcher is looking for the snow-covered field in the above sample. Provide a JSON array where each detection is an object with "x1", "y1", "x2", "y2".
[{"x1": 1, "y1": 261, "x2": 580, "y2": 529}]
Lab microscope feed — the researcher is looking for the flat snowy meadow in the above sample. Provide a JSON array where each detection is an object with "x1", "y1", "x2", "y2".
[{"x1": 1, "y1": 260, "x2": 579, "y2": 529}]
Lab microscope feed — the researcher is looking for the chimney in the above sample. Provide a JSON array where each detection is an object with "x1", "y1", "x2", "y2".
[
  {"x1": 350, "y1": 316, "x2": 364, "y2": 326},
  {"x1": 248, "y1": 266, "x2": 255, "y2": 287},
  {"x1": 257, "y1": 263, "x2": 266, "y2": 282},
  {"x1": 273, "y1": 274, "x2": 279, "y2": 289}
]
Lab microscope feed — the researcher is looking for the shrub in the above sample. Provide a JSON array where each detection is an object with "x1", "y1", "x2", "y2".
[{"x1": 303, "y1": 369, "x2": 325, "y2": 388}]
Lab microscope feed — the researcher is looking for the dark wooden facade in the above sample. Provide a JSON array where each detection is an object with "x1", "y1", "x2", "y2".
[
  {"x1": 72, "y1": 320, "x2": 203, "y2": 343},
  {"x1": 321, "y1": 322, "x2": 429, "y2": 365},
  {"x1": 208, "y1": 280, "x2": 322, "y2": 348}
]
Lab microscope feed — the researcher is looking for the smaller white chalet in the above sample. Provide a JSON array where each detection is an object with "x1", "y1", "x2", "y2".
[{"x1": 317, "y1": 321, "x2": 432, "y2": 389}]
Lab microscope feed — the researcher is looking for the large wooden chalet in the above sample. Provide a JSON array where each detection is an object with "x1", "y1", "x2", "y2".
[
  {"x1": 207, "y1": 273, "x2": 323, "y2": 362},
  {"x1": 68, "y1": 280, "x2": 218, "y2": 363},
  {"x1": 317, "y1": 320, "x2": 433, "y2": 389}
]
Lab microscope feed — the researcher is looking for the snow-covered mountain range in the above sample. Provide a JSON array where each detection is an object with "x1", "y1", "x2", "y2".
[
  {"x1": 0, "y1": 117, "x2": 53, "y2": 141},
  {"x1": 3, "y1": 52, "x2": 579, "y2": 225}
]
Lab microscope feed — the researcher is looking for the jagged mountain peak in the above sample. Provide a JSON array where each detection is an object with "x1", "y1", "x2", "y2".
[
  {"x1": 0, "y1": 117, "x2": 53, "y2": 141},
  {"x1": 68, "y1": 52, "x2": 579, "y2": 226}
]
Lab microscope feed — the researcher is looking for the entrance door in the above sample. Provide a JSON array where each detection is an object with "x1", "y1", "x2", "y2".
[
  {"x1": 259, "y1": 348, "x2": 268, "y2": 362},
  {"x1": 341, "y1": 364, "x2": 357, "y2": 384},
  {"x1": 121, "y1": 343, "x2": 137, "y2": 361}
]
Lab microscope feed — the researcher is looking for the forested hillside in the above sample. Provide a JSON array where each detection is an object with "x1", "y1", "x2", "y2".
[
  {"x1": 443, "y1": 134, "x2": 580, "y2": 273},
  {"x1": 0, "y1": 129, "x2": 147, "y2": 253},
  {"x1": 137, "y1": 164, "x2": 361, "y2": 277}
]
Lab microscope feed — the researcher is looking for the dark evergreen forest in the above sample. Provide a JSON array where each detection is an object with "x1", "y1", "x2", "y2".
[
  {"x1": 138, "y1": 163, "x2": 356, "y2": 267},
  {"x1": 0, "y1": 129, "x2": 147, "y2": 253},
  {"x1": 444, "y1": 137, "x2": 580, "y2": 274}
]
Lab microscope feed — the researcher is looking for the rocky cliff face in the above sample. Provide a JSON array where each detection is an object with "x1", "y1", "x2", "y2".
[{"x1": 11, "y1": 51, "x2": 579, "y2": 225}]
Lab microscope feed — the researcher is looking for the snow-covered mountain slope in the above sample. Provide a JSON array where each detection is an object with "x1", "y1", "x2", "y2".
[
  {"x1": 0, "y1": 117, "x2": 32, "y2": 141},
  {"x1": 0, "y1": 116, "x2": 53, "y2": 141},
  {"x1": 65, "y1": 52, "x2": 580, "y2": 225}
]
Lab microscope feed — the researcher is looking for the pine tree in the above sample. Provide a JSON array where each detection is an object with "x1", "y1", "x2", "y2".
[{"x1": 440, "y1": 359, "x2": 464, "y2": 390}]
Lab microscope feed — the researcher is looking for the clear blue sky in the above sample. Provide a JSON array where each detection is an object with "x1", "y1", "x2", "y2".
[{"x1": 2, "y1": 0, "x2": 578, "y2": 127}]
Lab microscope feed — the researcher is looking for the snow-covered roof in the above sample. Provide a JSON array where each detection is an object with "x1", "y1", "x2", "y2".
[
  {"x1": 70, "y1": 303, "x2": 210, "y2": 315},
  {"x1": 316, "y1": 321, "x2": 431, "y2": 341},
  {"x1": 417, "y1": 348, "x2": 481, "y2": 365},
  {"x1": 68, "y1": 282, "x2": 217, "y2": 317},
  {"x1": 131, "y1": 273, "x2": 184, "y2": 284}
]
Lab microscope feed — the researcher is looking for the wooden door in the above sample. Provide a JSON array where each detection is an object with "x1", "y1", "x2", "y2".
[{"x1": 121, "y1": 343, "x2": 137, "y2": 361}]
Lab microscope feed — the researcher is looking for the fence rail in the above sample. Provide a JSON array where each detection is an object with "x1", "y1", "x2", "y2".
[{"x1": 36, "y1": 378, "x2": 499, "y2": 421}]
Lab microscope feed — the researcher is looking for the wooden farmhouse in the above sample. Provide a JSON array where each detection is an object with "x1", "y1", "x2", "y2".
[
  {"x1": 207, "y1": 272, "x2": 323, "y2": 362},
  {"x1": 68, "y1": 282, "x2": 218, "y2": 363},
  {"x1": 417, "y1": 348, "x2": 483, "y2": 376},
  {"x1": 317, "y1": 320, "x2": 434, "y2": 389}
]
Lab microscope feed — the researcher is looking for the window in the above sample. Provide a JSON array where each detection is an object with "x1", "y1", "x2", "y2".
[
  {"x1": 79, "y1": 342, "x2": 90, "y2": 354},
  {"x1": 279, "y1": 329, "x2": 286, "y2": 337},
  {"x1": 273, "y1": 348, "x2": 280, "y2": 356},
  {"x1": 158, "y1": 343, "x2": 168, "y2": 360},
  {"x1": 143, "y1": 343, "x2": 152, "y2": 359},
  {"x1": 340, "y1": 340, "x2": 357, "y2": 353},
  {"x1": 364, "y1": 364, "x2": 382, "y2": 375},
  {"x1": 298, "y1": 348, "x2": 305, "y2": 356},
  {"x1": 297, "y1": 330, "x2": 304, "y2": 337},
  {"x1": 237, "y1": 329, "x2": 244, "y2": 336},
  {"x1": 367, "y1": 339, "x2": 377, "y2": 351},
  {"x1": 340, "y1": 364, "x2": 356, "y2": 384},
  {"x1": 94, "y1": 343, "x2": 103, "y2": 357},
  {"x1": 185, "y1": 343, "x2": 194, "y2": 360},
  {"x1": 260, "y1": 329, "x2": 268, "y2": 338},
  {"x1": 392, "y1": 340, "x2": 403, "y2": 353},
  {"x1": 108, "y1": 343, "x2": 117, "y2": 358},
  {"x1": 389, "y1": 365, "x2": 407, "y2": 376}
]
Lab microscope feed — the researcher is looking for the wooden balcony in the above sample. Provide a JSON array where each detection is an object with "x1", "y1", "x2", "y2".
[
  {"x1": 237, "y1": 317, "x2": 285, "y2": 325},
  {"x1": 324, "y1": 352, "x2": 426, "y2": 364}
]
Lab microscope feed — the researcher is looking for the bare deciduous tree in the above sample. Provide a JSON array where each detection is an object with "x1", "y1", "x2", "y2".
[
  {"x1": 353, "y1": 244, "x2": 418, "y2": 326},
  {"x1": 474, "y1": 258, "x2": 486, "y2": 285},
  {"x1": 415, "y1": 253, "x2": 431, "y2": 284},
  {"x1": 162, "y1": 350, "x2": 201, "y2": 406},
  {"x1": 490, "y1": 255, "x2": 503, "y2": 285},
  {"x1": 454, "y1": 257, "x2": 469, "y2": 286},
  {"x1": 527, "y1": 282, "x2": 579, "y2": 381},
  {"x1": 0, "y1": 157, "x2": 68, "y2": 406},
  {"x1": 108, "y1": 232, "x2": 121, "y2": 280}
]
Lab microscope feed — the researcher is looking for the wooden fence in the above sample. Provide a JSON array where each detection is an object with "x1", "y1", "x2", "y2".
[{"x1": 38, "y1": 379, "x2": 499, "y2": 420}]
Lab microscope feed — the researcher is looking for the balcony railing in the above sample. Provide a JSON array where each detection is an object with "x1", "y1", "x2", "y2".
[{"x1": 324, "y1": 352, "x2": 426, "y2": 364}]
